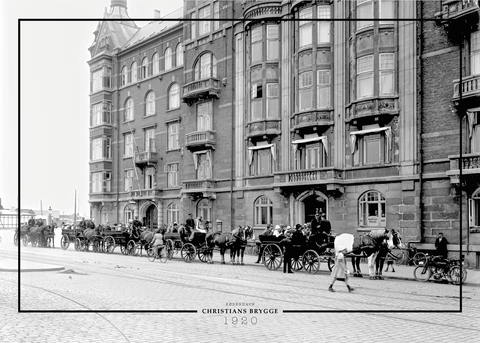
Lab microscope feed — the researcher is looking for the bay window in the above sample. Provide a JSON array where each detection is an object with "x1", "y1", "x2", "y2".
[
  {"x1": 251, "y1": 83, "x2": 263, "y2": 120},
  {"x1": 91, "y1": 136, "x2": 111, "y2": 161},
  {"x1": 299, "y1": 71, "x2": 313, "y2": 111},
  {"x1": 317, "y1": 70, "x2": 331, "y2": 109},
  {"x1": 266, "y1": 83, "x2": 279, "y2": 118},
  {"x1": 380, "y1": 0, "x2": 395, "y2": 24},
  {"x1": 92, "y1": 172, "x2": 102, "y2": 193},
  {"x1": 266, "y1": 25, "x2": 279, "y2": 61},
  {"x1": 317, "y1": 6, "x2": 331, "y2": 44},
  {"x1": 379, "y1": 53, "x2": 394, "y2": 95},
  {"x1": 91, "y1": 66, "x2": 111, "y2": 93},
  {"x1": 91, "y1": 102, "x2": 111, "y2": 127},
  {"x1": 357, "y1": 0, "x2": 373, "y2": 30},
  {"x1": 357, "y1": 55, "x2": 374, "y2": 99},
  {"x1": 251, "y1": 26, "x2": 263, "y2": 64},
  {"x1": 299, "y1": 7, "x2": 313, "y2": 48}
]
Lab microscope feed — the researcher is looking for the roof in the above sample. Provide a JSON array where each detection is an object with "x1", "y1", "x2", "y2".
[{"x1": 122, "y1": 19, "x2": 181, "y2": 51}]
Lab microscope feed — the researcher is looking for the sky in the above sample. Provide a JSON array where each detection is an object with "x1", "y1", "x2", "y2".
[{"x1": 0, "y1": 0, "x2": 183, "y2": 216}]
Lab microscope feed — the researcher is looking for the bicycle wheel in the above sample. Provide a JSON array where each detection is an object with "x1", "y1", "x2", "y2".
[
  {"x1": 449, "y1": 266, "x2": 467, "y2": 285},
  {"x1": 413, "y1": 265, "x2": 432, "y2": 282},
  {"x1": 159, "y1": 248, "x2": 167, "y2": 263},
  {"x1": 147, "y1": 248, "x2": 156, "y2": 262},
  {"x1": 412, "y1": 252, "x2": 427, "y2": 267}
]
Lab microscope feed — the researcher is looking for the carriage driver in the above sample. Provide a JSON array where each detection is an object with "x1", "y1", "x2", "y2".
[{"x1": 150, "y1": 229, "x2": 165, "y2": 258}]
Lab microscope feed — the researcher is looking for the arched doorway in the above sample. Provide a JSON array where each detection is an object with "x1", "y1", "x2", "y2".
[
  {"x1": 145, "y1": 203, "x2": 158, "y2": 230},
  {"x1": 295, "y1": 190, "x2": 328, "y2": 225}
]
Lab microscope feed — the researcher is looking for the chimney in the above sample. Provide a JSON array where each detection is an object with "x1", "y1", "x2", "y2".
[{"x1": 154, "y1": 9, "x2": 161, "y2": 19}]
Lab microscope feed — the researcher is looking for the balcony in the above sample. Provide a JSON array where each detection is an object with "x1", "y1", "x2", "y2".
[
  {"x1": 447, "y1": 153, "x2": 480, "y2": 184},
  {"x1": 436, "y1": 0, "x2": 479, "y2": 27},
  {"x1": 346, "y1": 97, "x2": 398, "y2": 124},
  {"x1": 129, "y1": 189, "x2": 163, "y2": 200},
  {"x1": 453, "y1": 75, "x2": 480, "y2": 103},
  {"x1": 185, "y1": 130, "x2": 216, "y2": 151},
  {"x1": 242, "y1": 0, "x2": 282, "y2": 24},
  {"x1": 273, "y1": 168, "x2": 344, "y2": 192},
  {"x1": 181, "y1": 179, "x2": 217, "y2": 200},
  {"x1": 246, "y1": 119, "x2": 281, "y2": 140},
  {"x1": 292, "y1": 110, "x2": 334, "y2": 132},
  {"x1": 182, "y1": 78, "x2": 221, "y2": 106},
  {"x1": 134, "y1": 151, "x2": 158, "y2": 169}
]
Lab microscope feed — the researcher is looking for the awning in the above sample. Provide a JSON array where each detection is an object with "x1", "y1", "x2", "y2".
[
  {"x1": 292, "y1": 136, "x2": 328, "y2": 155},
  {"x1": 349, "y1": 127, "x2": 391, "y2": 154},
  {"x1": 247, "y1": 143, "x2": 276, "y2": 165}
]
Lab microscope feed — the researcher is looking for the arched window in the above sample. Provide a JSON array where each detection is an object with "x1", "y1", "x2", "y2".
[
  {"x1": 124, "y1": 204, "x2": 135, "y2": 224},
  {"x1": 470, "y1": 188, "x2": 480, "y2": 229},
  {"x1": 254, "y1": 196, "x2": 273, "y2": 226},
  {"x1": 176, "y1": 43, "x2": 183, "y2": 67},
  {"x1": 145, "y1": 91, "x2": 155, "y2": 116},
  {"x1": 121, "y1": 66, "x2": 127, "y2": 86},
  {"x1": 167, "y1": 203, "x2": 179, "y2": 224},
  {"x1": 152, "y1": 53, "x2": 160, "y2": 75},
  {"x1": 168, "y1": 83, "x2": 180, "y2": 110},
  {"x1": 358, "y1": 191, "x2": 386, "y2": 228},
  {"x1": 125, "y1": 98, "x2": 134, "y2": 121},
  {"x1": 165, "y1": 47, "x2": 173, "y2": 71},
  {"x1": 197, "y1": 199, "x2": 211, "y2": 222},
  {"x1": 141, "y1": 57, "x2": 149, "y2": 79},
  {"x1": 130, "y1": 61, "x2": 138, "y2": 83},
  {"x1": 194, "y1": 52, "x2": 217, "y2": 80}
]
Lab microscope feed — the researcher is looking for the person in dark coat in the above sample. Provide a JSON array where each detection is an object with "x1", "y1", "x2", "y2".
[
  {"x1": 255, "y1": 224, "x2": 274, "y2": 263},
  {"x1": 280, "y1": 229, "x2": 294, "y2": 273},
  {"x1": 310, "y1": 213, "x2": 321, "y2": 236},
  {"x1": 319, "y1": 213, "x2": 331, "y2": 235},
  {"x1": 435, "y1": 232, "x2": 449, "y2": 259},
  {"x1": 185, "y1": 213, "x2": 195, "y2": 231}
]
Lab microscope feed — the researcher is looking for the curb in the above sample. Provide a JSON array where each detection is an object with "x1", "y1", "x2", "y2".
[{"x1": 0, "y1": 266, "x2": 65, "y2": 273}]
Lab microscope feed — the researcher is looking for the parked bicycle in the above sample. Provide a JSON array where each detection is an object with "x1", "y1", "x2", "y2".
[
  {"x1": 413, "y1": 254, "x2": 467, "y2": 285},
  {"x1": 390, "y1": 241, "x2": 426, "y2": 266}
]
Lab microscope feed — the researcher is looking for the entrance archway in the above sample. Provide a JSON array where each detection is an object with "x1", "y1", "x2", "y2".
[
  {"x1": 295, "y1": 190, "x2": 328, "y2": 225},
  {"x1": 144, "y1": 203, "x2": 158, "y2": 230}
]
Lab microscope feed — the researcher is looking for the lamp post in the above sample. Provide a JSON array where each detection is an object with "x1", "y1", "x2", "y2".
[{"x1": 48, "y1": 206, "x2": 52, "y2": 225}]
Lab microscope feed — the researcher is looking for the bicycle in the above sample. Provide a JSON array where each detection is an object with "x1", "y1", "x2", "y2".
[
  {"x1": 413, "y1": 254, "x2": 467, "y2": 285},
  {"x1": 390, "y1": 242, "x2": 426, "y2": 266},
  {"x1": 147, "y1": 245, "x2": 167, "y2": 263}
]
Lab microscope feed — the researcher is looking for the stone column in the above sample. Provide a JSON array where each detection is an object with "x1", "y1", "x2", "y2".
[
  {"x1": 281, "y1": 13, "x2": 292, "y2": 171},
  {"x1": 235, "y1": 25, "x2": 245, "y2": 188}
]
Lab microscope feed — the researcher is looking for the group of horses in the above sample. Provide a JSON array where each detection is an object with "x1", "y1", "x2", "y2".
[{"x1": 19, "y1": 218, "x2": 56, "y2": 248}]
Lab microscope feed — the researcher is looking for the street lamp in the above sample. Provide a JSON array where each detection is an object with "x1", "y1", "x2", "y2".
[{"x1": 48, "y1": 206, "x2": 52, "y2": 225}]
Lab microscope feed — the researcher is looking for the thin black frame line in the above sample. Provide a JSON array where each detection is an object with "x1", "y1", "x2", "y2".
[
  {"x1": 17, "y1": 18, "x2": 439, "y2": 22},
  {"x1": 17, "y1": 13, "x2": 463, "y2": 313},
  {"x1": 283, "y1": 310, "x2": 462, "y2": 313},
  {"x1": 20, "y1": 310, "x2": 197, "y2": 313},
  {"x1": 17, "y1": 17, "x2": 22, "y2": 313}
]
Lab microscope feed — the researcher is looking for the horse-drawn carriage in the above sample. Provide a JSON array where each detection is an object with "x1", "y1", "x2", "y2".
[
  {"x1": 14, "y1": 221, "x2": 32, "y2": 246},
  {"x1": 163, "y1": 231, "x2": 182, "y2": 260},
  {"x1": 180, "y1": 230, "x2": 212, "y2": 263},
  {"x1": 18, "y1": 219, "x2": 55, "y2": 248}
]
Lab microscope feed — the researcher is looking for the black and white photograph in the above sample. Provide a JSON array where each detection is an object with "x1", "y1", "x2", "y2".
[{"x1": 1, "y1": 0, "x2": 480, "y2": 341}]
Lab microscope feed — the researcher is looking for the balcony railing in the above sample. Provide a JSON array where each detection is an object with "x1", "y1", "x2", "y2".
[
  {"x1": 447, "y1": 153, "x2": 480, "y2": 183},
  {"x1": 242, "y1": 0, "x2": 282, "y2": 21},
  {"x1": 246, "y1": 119, "x2": 281, "y2": 139},
  {"x1": 453, "y1": 74, "x2": 480, "y2": 100},
  {"x1": 292, "y1": 110, "x2": 333, "y2": 131},
  {"x1": 134, "y1": 151, "x2": 157, "y2": 166},
  {"x1": 182, "y1": 78, "x2": 221, "y2": 105},
  {"x1": 438, "y1": 0, "x2": 479, "y2": 23},
  {"x1": 273, "y1": 168, "x2": 343, "y2": 186},
  {"x1": 185, "y1": 130, "x2": 216, "y2": 151},
  {"x1": 130, "y1": 189, "x2": 162, "y2": 199},
  {"x1": 182, "y1": 180, "x2": 216, "y2": 191}
]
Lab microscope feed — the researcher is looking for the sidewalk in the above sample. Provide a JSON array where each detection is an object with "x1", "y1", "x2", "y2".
[{"x1": 0, "y1": 257, "x2": 64, "y2": 272}]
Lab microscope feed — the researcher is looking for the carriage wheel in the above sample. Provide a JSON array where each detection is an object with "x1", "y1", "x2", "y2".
[
  {"x1": 147, "y1": 248, "x2": 156, "y2": 262},
  {"x1": 291, "y1": 255, "x2": 303, "y2": 271},
  {"x1": 181, "y1": 243, "x2": 196, "y2": 263},
  {"x1": 76, "y1": 238, "x2": 86, "y2": 252},
  {"x1": 126, "y1": 240, "x2": 137, "y2": 256},
  {"x1": 391, "y1": 248, "x2": 405, "y2": 266},
  {"x1": 120, "y1": 244, "x2": 127, "y2": 255},
  {"x1": 166, "y1": 239, "x2": 174, "y2": 260},
  {"x1": 97, "y1": 238, "x2": 105, "y2": 253},
  {"x1": 14, "y1": 233, "x2": 19, "y2": 246},
  {"x1": 327, "y1": 257, "x2": 335, "y2": 272},
  {"x1": 104, "y1": 236, "x2": 115, "y2": 253},
  {"x1": 197, "y1": 247, "x2": 210, "y2": 263},
  {"x1": 60, "y1": 235, "x2": 70, "y2": 250},
  {"x1": 303, "y1": 250, "x2": 320, "y2": 274},
  {"x1": 22, "y1": 235, "x2": 29, "y2": 247},
  {"x1": 74, "y1": 238, "x2": 80, "y2": 251},
  {"x1": 263, "y1": 244, "x2": 282, "y2": 271},
  {"x1": 31, "y1": 237, "x2": 38, "y2": 247}
]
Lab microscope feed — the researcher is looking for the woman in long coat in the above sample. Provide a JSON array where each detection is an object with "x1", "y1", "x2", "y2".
[{"x1": 328, "y1": 246, "x2": 354, "y2": 292}]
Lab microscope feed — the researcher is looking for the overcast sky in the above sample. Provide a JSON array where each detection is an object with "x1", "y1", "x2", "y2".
[{"x1": 0, "y1": 0, "x2": 183, "y2": 216}]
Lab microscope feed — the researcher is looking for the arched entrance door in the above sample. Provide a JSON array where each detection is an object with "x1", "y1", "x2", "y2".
[
  {"x1": 145, "y1": 204, "x2": 158, "y2": 230},
  {"x1": 295, "y1": 190, "x2": 327, "y2": 225}
]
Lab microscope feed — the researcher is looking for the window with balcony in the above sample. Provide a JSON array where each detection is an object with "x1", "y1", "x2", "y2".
[
  {"x1": 130, "y1": 61, "x2": 138, "y2": 83},
  {"x1": 351, "y1": 125, "x2": 391, "y2": 166},
  {"x1": 254, "y1": 196, "x2": 273, "y2": 226},
  {"x1": 471, "y1": 30, "x2": 480, "y2": 75},
  {"x1": 194, "y1": 152, "x2": 212, "y2": 180},
  {"x1": 165, "y1": 47, "x2": 173, "y2": 71},
  {"x1": 168, "y1": 83, "x2": 180, "y2": 110},
  {"x1": 168, "y1": 123, "x2": 179, "y2": 150},
  {"x1": 197, "y1": 101, "x2": 212, "y2": 130},
  {"x1": 470, "y1": 188, "x2": 480, "y2": 231},
  {"x1": 293, "y1": 136, "x2": 327, "y2": 170},
  {"x1": 124, "y1": 133, "x2": 134, "y2": 158},
  {"x1": 197, "y1": 199, "x2": 212, "y2": 222},
  {"x1": 299, "y1": 7, "x2": 313, "y2": 48},
  {"x1": 299, "y1": 71, "x2": 313, "y2": 111},
  {"x1": 248, "y1": 142, "x2": 276, "y2": 176},
  {"x1": 166, "y1": 163, "x2": 178, "y2": 187},
  {"x1": 317, "y1": 70, "x2": 331, "y2": 109},
  {"x1": 124, "y1": 169, "x2": 134, "y2": 191},
  {"x1": 141, "y1": 57, "x2": 149, "y2": 79},
  {"x1": 176, "y1": 43, "x2": 183, "y2": 67},
  {"x1": 194, "y1": 52, "x2": 217, "y2": 80},
  {"x1": 145, "y1": 167, "x2": 155, "y2": 189},
  {"x1": 199, "y1": 5, "x2": 211, "y2": 36},
  {"x1": 146, "y1": 91, "x2": 156, "y2": 116},
  {"x1": 358, "y1": 190, "x2": 386, "y2": 228},
  {"x1": 145, "y1": 128, "x2": 156, "y2": 152},
  {"x1": 167, "y1": 203, "x2": 179, "y2": 224},
  {"x1": 152, "y1": 53, "x2": 160, "y2": 75},
  {"x1": 356, "y1": 0, "x2": 373, "y2": 30},
  {"x1": 91, "y1": 102, "x2": 111, "y2": 127},
  {"x1": 91, "y1": 136, "x2": 111, "y2": 161},
  {"x1": 317, "y1": 6, "x2": 331, "y2": 44},
  {"x1": 213, "y1": 1, "x2": 220, "y2": 30},
  {"x1": 92, "y1": 172, "x2": 102, "y2": 193},
  {"x1": 357, "y1": 55, "x2": 374, "y2": 99},
  {"x1": 91, "y1": 66, "x2": 111, "y2": 93},
  {"x1": 124, "y1": 98, "x2": 134, "y2": 121},
  {"x1": 121, "y1": 66, "x2": 127, "y2": 86}
]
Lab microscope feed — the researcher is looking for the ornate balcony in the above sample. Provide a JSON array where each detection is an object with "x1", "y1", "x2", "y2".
[
  {"x1": 182, "y1": 78, "x2": 221, "y2": 106},
  {"x1": 134, "y1": 151, "x2": 157, "y2": 170},
  {"x1": 453, "y1": 75, "x2": 480, "y2": 103},
  {"x1": 246, "y1": 119, "x2": 281, "y2": 140},
  {"x1": 129, "y1": 189, "x2": 163, "y2": 200},
  {"x1": 242, "y1": 0, "x2": 282, "y2": 19},
  {"x1": 273, "y1": 168, "x2": 344, "y2": 193},
  {"x1": 292, "y1": 110, "x2": 333, "y2": 132},
  {"x1": 436, "y1": 0, "x2": 479, "y2": 27},
  {"x1": 181, "y1": 180, "x2": 217, "y2": 200},
  {"x1": 346, "y1": 97, "x2": 398, "y2": 124},
  {"x1": 447, "y1": 153, "x2": 480, "y2": 184},
  {"x1": 185, "y1": 130, "x2": 216, "y2": 151},
  {"x1": 89, "y1": 193, "x2": 115, "y2": 204}
]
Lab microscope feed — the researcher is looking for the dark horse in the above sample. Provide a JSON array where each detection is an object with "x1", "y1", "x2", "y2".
[
  {"x1": 75, "y1": 220, "x2": 102, "y2": 251},
  {"x1": 205, "y1": 226, "x2": 254, "y2": 265}
]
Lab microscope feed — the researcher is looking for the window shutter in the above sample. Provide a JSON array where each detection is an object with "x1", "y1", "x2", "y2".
[
  {"x1": 172, "y1": 163, "x2": 178, "y2": 172},
  {"x1": 164, "y1": 164, "x2": 169, "y2": 173}
]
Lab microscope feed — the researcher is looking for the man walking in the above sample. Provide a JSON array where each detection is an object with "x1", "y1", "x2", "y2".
[{"x1": 435, "y1": 232, "x2": 449, "y2": 259}]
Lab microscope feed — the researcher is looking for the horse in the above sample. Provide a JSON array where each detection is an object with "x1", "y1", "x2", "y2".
[
  {"x1": 205, "y1": 226, "x2": 254, "y2": 265},
  {"x1": 75, "y1": 220, "x2": 102, "y2": 251},
  {"x1": 334, "y1": 229, "x2": 399, "y2": 280}
]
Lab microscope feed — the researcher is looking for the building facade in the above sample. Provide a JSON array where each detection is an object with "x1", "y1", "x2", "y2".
[{"x1": 87, "y1": 0, "x2": 480, "y2": 268}]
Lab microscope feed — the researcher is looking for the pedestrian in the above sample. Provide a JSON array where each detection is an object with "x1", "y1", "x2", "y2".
[
  {"x1": 280, "y1": 229, "x2": 294, "y2": 274},
  {"x1": 310, "y1": 211, "x2": 321, "y2": 236},
  {"x1": 320, "y1": 213, "x2": 331, "y2": 235},
  {"x1": 384, "y1": 251, "x2": 396, "y2": 273},
  {"x1": 328, "y1": 246, "x2": 354, "y2": 292},
  {"x1": 255, "y1": 224, "x2": 274, "y2": 263},
  {"x1": 150, "y1": 229, "x2": 164, "y2": 258},
  {"x1": 435, "y1": 232, "x2": 449, "y2": 259},
  {"x1": 186, "y1": 213, "x2": 195, "y2": 231}
]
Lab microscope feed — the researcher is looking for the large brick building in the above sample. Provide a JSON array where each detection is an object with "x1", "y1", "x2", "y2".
[{"x1": 87, "y1": 0, "x2": 480, "y2": 268}]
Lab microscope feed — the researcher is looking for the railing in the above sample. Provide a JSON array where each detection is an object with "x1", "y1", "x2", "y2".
[
  {"x1": 274, "y1": 168, "x2": 342, "y2": 184},
  {"x1": 130, "y1": 189, "x2": 162, "y2": 199},
  {"x1": 242, "y1": 0, "x2": 282, "y2": 20},
  {"x1": 292, "y1": 110, "x2": 333, "y2": 130},
  {"x1": 182, "y1": 180, "x2": 216, "y2": 190},
  {"x1": 453, "y1": 74, "x2": 480, "y2": 99},
  {"x1": 182, "y1": 78, "x2": 220, "y2": 99},
  {"x1": 185, "y1": 130, "x2": 216, "y2": 146},
  {"x1": 135, "y1": 151, "x2": 157, "y2": 163},
  {"x1": 449, "y1": 153, "x2": 480, "y2": 170},
  {"x1": 441, "y1": 0, "x2": 479, "y2": 20}
]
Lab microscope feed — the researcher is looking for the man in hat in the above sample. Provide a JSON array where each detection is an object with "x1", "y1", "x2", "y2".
[
  {"x1": 320, "y1": 213, "x2": 332, "y2": 235},
  {"x1": 186, "y1": 213, "x2": 195, "y2": 231},
  {"x1": 255, "y1": 224, "x2": 274, "y2": 263}
]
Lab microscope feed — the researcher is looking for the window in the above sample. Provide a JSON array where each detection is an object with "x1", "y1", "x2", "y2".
[
  {"x1": 165, "y1": 47, "x2": 172, "y2": 71},
  {"x1": 197, "y1": 101, "x2": 212, "y2": 130},
  {"x1": 176, "y1": 43, "x2": 183, "y2": 67},
  {"x1": 380, "y1": 0, "x2": 395, "y2": 24},
  {"x1": 152, "y1": 53, "x2": 160, "y2": 75},
  {"x1": 141, "y1": 57, "x2": 149, "y2": 79},
  {"x1": 121, "y1": 66, "x2": 127, "y2": 86},
  {"x1": 124, "y1": 133, "x2": 134, "y2": 158},
  {"x1": 254, "y1": 196, "x2": 273, "y2": 226},
  {"x1": 469, "y1": 113, "x2": 480, "y2": 153},
  {"x1": 299, "y1": 7, "x2": 313, "y2": 48},
  {"x1": 299, "y1": 71, "x2": 313, "y2": 111},
  {"x1": 358, "y1": 191, "x2": 386, "y2": 228},
  {"x1": 357, "y1": 55, "x2": 374, "y2": 99},
  {"x1": 471, "y1": 31, "x2": 480, "y2": 75},
  {"x1": 364, "y1": 134, "x2": 381, "y2": 164},
  {"x1": 351, "y1": 126, "x2": 391, "y2": 166},
  {"x1": 317, "y1": 6, "x2": 331, "y2": 44},
  {"x1": 91, "y1": 137, "x2": 111, "y2": 161},
  {"x1": 146, "y1": 92, "x2": 155, "y2": 116},
  {"x1": 199, "y1": 5, "x2": 211, "y2": 36},
  {"x1": 191, "y1": 12, "x2": 197, "y2": 39},
  {"x1": 124, "y1": 204, "x2": 135, "y2": 223},
  {"x1": 470, "y1": 188, "x2": 480, "y2": 230},
  {"x1": 91, "y1": 102, "x2": 111, "y2": 127},
  {"x1": 379, "y1": 53, "x2": 394, "y2": 95},
  {"x1": 197, "y1": 199, "x2": 212, "y2": 222},
  {"x1": 357, "y1": 0, "x2": 373, "y2": 30},
  {"x1": 124, "y1": 169, "x2": 134, "y2": 191},
  {"x1": 168, "y1": 123, "x2": 179, "y2": 150},
  {"x1": 266, "y1": 83, "x2": 279, "y2": 118},
  {"x1": 91, "y1": 67, "x2": 111, "y2": 93},
  {"x1": 213, "y1": 1, "x2": 220, "y2": 30},
  {"x1": 130, "y1": 61, "x2": 137, "y2": 83},
  {"x1": 92, "y1": 138, "x2": 102, "y2": 161},
  {"x1": 145, "y1": 128, "x2": 156, "y2": 152},
  {"x1": 251, "y1": 26, "x2": 263, "y2": 64},
  {"x1": 251, "y1": 83, "x2": 263, "y2": 120},
  {"x1": 92, "y1": 172, "x2": 102, "y2": 193},
  {"x1": 317, "y1": 70, "x2": 331, "y2": 109},
  {"x1": 166, "y1": 163, "x2": 178, "y2": 187},
  {"x1": 194, "y1": 53, "x2": 217, "y2": 80},
  {"x1": 168, "y1": 83, "x2": 180, "y2": 110},
  {"x1": 196, "y1": 152, "x2": 212, "y2": 179},
  {"x1": 145, "y1": 167, "x2": 155, "y2": 189},
  {"x1": 125, "y1": 98, "x2": 134, "y2": 121},
  {"x1": 266, "y1": 25, "x2": 279, "y2": 61},
  {"x1": 167, "y1": 203, "x2": 179, "y2": 224}
]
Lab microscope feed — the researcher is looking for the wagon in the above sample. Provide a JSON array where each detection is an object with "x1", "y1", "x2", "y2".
[
  {"x1": 163, "y1": 232, "x2": 183, "y2": 259},
  {"x1": 179, "y1": 231, "x2": 211, "y2": 263},
  {"x1": 102, "y1": 230, "x2": 132, "y2": 254},
  {"x1": 14, "y1": 224, "x2": 31, "y2": 246},
  {"x1": 60, "y1": 226, "x2": 77, "y2": 250}
]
